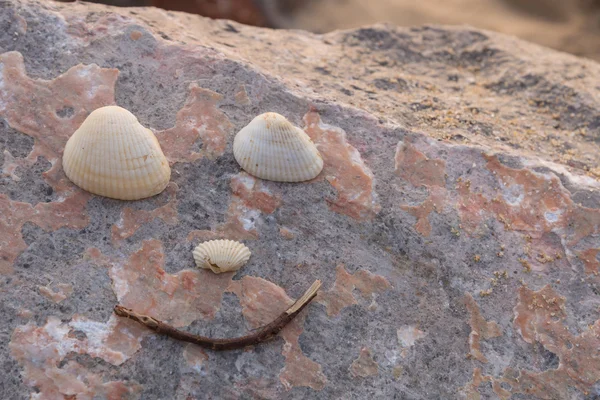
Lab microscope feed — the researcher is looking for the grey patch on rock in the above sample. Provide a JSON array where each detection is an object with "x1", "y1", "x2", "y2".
[
  {"x1": 175, "y1": 336, "x2": 286, "y2": 399},
  {"x1": 344, "y1": 26, "x2": 423, "y2": 63},
  {"x1": 373, "y1": 77, "x2": 409, "y2": 92},
  {"x1": 0, "y1": 5, "x2": 22, "y2": 51},
  {"x1": 173, "y1": 157, "x2": 235, "y2": 216},
  {"x1": 314, "y1": 66, "x2": 330, "y2": 75},
  {"x1": 486, "y1": 73, "x2": 543, "y2": 93},
  {"x1": 20, "y1": 221, "x2": 41, "y2": 246},
  {"x1": 72, "y1": 24, "x2": 190, "y2": 130},
  {"x1": 536, "y1": 343, "x2": 560, "y2": 370},
  {"x1": 495, "y1": 154, "x2": 524, "y2": 170},
  {"x1": 570, "y1": 189, "x2": 600, "y2": 209},
  {"x1": 126, "y1": 337, "x2": 183, "y2": 398},
  {"x1": 193, "y1": 292, "x2": 246, "y2": 338},
  {"x1": 0, "y1": 333, "x2": 28, "y2": 400},
  {"x1": 457, "y1": 47, "x2": 502, "y2": 68},
  {"x1": 114, "y1": 62, "x2": 188, "y2": 132},
  {"x1": 1, "y1": 156, "x2": 54, "y2": 205},
  {"x1": 533, "y1": 166, "x2": 600, "y2": 209},
  {"x1": 0, "y1": 119, "x2": 34, "y2": 160},
  {"x1": 61, "y1": 261, "x2": 116, "y2": 322},
  {"x1": 80, "y1": 195, "x2": 124, "y2": 245},
  {"x1": 55, "y1": 106, "x2": 74, "y2": 119},
  {"x1": 0, "y1": 2, "x2": 79, "y2": 79},
  {"x1": 488, "y1": 73, "x2": 600, "y2": 140},
  {"x1": 15, "y1": 225, "x2": 88, "y2": 275}
]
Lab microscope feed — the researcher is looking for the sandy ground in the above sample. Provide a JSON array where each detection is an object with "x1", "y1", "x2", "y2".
[{"x1": 283, "y1": 0, "x2": 600, "y2": 60}]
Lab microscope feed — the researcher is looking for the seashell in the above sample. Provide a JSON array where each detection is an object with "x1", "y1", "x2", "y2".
[
  {"x1": 193, "y1": 240, "x2": 251, "y2": 274},
  {"x1": 233, "y1": 112, "x2": 323, "y2": 182},
  {"x1": 62, "y1": 105, "x2": 171, "y2": 200}
]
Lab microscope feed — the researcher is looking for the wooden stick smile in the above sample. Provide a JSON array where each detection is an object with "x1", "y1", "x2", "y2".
[{"x1": 114, "y1": 280, "x2": 322, "y2": 351}]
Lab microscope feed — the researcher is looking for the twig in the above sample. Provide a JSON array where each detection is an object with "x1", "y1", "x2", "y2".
[{"x1": 114, "y1": 280, "x2": 322, "y2": 351}]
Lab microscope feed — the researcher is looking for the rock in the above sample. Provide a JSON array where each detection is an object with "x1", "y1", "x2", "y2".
[
  {"x1": 291, "y1": 0, "x2": 600, "y2": 61},
  {"x1": 0, "y1": 0, "x2": 599, "y2": 399}
]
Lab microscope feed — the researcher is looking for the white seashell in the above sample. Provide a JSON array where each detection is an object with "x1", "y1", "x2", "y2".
[
  {"x1": 193, "y1": 240, "x2": 251, "y2": 274},
  {"x1": 233, "y1": 112, "x2": 323, "y2": 182},
  {"x1": 62, "y1": 105, "x2": 171, "y2": 200}
]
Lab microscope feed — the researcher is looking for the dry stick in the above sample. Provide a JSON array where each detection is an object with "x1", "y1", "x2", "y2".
[{"x1": 114, "y1": 280, "x2": 322, "y2": 351}]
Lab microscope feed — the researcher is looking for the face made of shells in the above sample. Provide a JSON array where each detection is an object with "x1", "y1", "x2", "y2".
[
  {"x1": 192, "y1": 240, "x2": 251, "y2": 274},
  {"x1": 233, "y1": 112, "x2": 324, "y2": 183},
  {"x1": 62, "y1": 105, "x2": 171, "y2": 201}
]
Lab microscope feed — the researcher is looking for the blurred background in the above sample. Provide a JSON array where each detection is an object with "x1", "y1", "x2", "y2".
[{"x1": 62, "y1": 0, "x2": 600, "y2": 60}]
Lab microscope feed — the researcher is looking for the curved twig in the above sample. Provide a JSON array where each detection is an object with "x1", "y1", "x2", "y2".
[{"x1": 114, "y1": 280, "x2": 321, "y2": 351}]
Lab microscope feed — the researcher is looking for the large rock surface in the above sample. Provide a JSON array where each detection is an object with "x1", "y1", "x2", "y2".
[
  {"x1": 290, "y1": 0, "x2": 600, "y2": 61},
  {"x1": 1, "y1": 1, "x2": 600, "y2": 399}
]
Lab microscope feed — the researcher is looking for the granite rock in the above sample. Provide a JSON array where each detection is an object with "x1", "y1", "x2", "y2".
[{"x1": 0, "y1": 0, "x2": 599, "y2": 399}]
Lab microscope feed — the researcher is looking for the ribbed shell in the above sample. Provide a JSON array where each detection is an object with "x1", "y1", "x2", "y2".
[
  {"x1": 62, "y1": 106, "x2": 171, "y2": 200},
  {"x1": 193, "y1": 240, "x2": 251, "y2": 274},
  {"x1": 233, "y1": 112, "x2": 323, "y2": 182}
]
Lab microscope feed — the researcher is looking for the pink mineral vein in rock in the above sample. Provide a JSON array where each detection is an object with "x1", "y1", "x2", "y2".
[
  {"x1": 458, "y1": 154, "x2": 600, "y2": 244},
  {"x1": 400, "y1": 186, "x2": 446, "y2": 237},
  {"x1": 316, "y1": 264, "x2": 392, "y2": 317},
  {"x1": 579, "y1": 248, "x2": 600, "y2": 275},
  {"x1": 230, "y1": 171, "x2": 281, "y2": 214},
  {"x1": 457, "y1": 155, "x2": 573, "y2": 234},
  {"x1": 466, "y1": 285, "x2": 600, "y2": 398},
  {"x1": 228, "y1": 276, "x2": 327, "y2": 391},
  {"x1": 279, "y1": 226, "x2": 295, "y2": 240},
  {"x1": 460, "y1": 367, "x2": 499, "y2": 399},
  {"x1": 394, "y1": 140, "x2": 448, "y2": 237},
  {"x1": 234, "y1": 84, "x2": 251, "y2": 106},
  {"x1": 156, "y1": 83, "x2": 234, "y2": 163},
  {"x1": 111, "y1": 183, "x2": 179, "y2": 244},
  {"x1": 17, "y1": 309, "x2": 33, "y2": 319},
  {"x1": 0, "y1": 191, "x2": 90, "y2": 274},
  {"x1": 9, "y1": 315, "x2": 144, "y2": 399},
  {"x1": 304, "y1": 110, "x2": 380, "y2": 221},
  {"x1": 464, "y1": 293, "x2": 502, "y2": 363},
  {"x1": 394, "y1": 140, "x2": 446, "y2": 188},
  {"x1": 93, "y1": 239, "x2": 234, "y2": 327},
  {"x1": 395, "y1": 137, "x2": 600, "y2": 272},
  {"x1": 349, "y1": 347, "x2": 379, "y2": 378},
  {"x1": 38, "y1": 283, "x2": 73, "y2": 303}
]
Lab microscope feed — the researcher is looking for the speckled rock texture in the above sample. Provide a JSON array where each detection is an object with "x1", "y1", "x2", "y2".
[{"x1": 1, "y1": 1, "x2": 599, "y2": 399}]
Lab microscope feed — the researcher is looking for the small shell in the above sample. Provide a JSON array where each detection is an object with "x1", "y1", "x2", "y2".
[
  {"x1": 62, "y1": 106, "x2": 171, "y2": 200},
  {"x1": 233, "y1": 112, "x2": 323, "y2": 182},
  {"x1": 193, "y1": 240, "x2": 251, "y2": 274}
]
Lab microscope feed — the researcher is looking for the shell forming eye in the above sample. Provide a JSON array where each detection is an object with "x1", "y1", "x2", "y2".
[
  {"x1": 232, "y1": 112, "x2": 323, "y2": 182},
  {"x1": 192, "y1": 240, "x2": 251, "y2": 274},
  {"x1": 62, "y1": 105, "x2": 171, "y2": 200}
]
